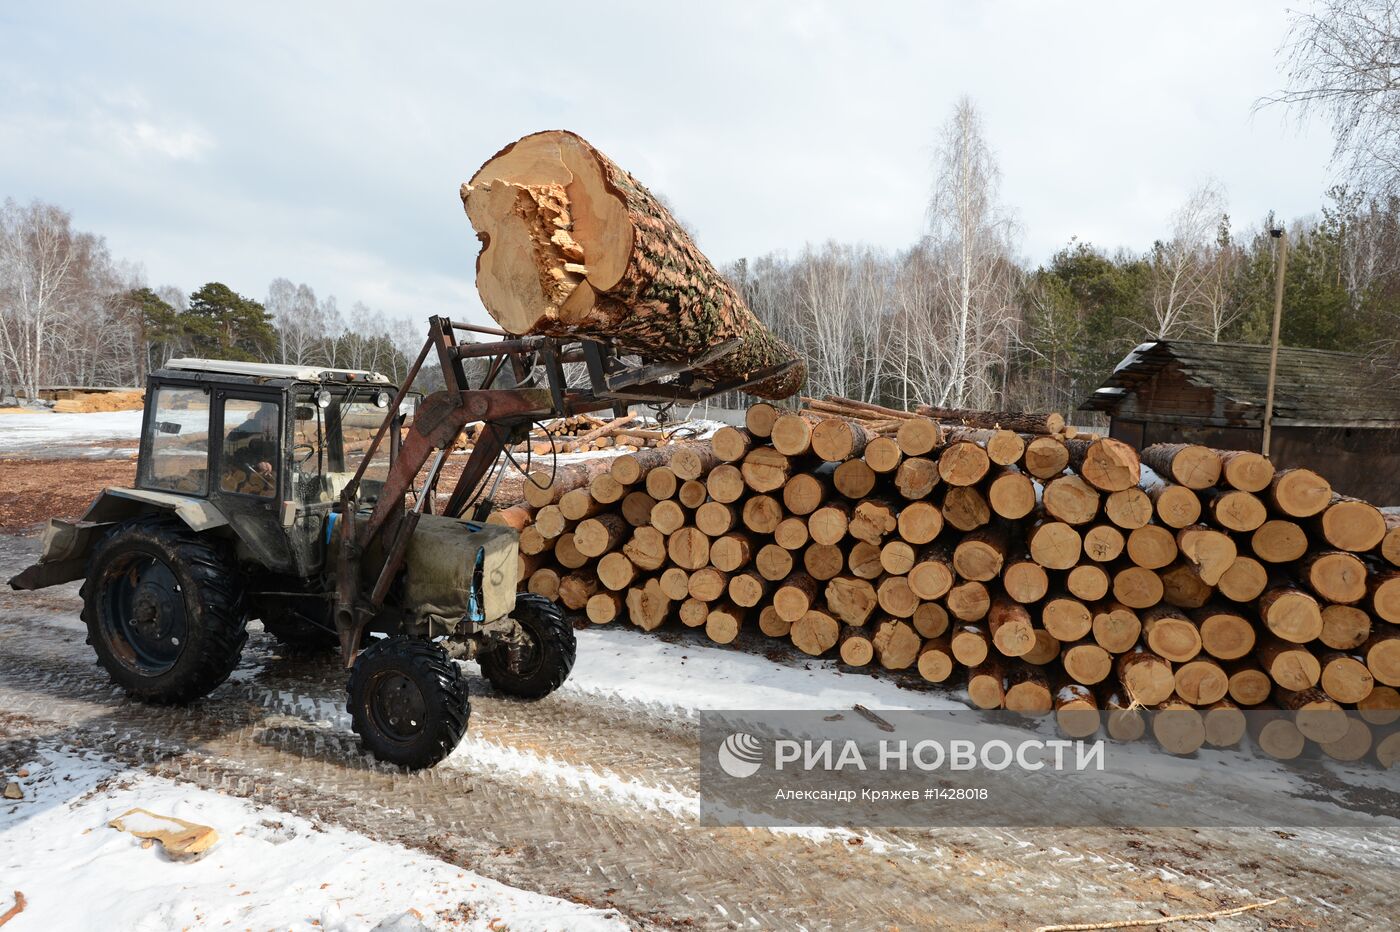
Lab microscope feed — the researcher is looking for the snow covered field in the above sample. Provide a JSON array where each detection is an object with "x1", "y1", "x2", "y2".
[
  {"x1": 0, "y1": 410, "x2": 144, "y2": 457},
  {"x1": 0, "y1": 750, "x2": 626, "y2": 931}
]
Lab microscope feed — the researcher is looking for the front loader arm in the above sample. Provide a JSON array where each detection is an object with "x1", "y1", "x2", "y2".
[
  {"x1": 329, "y1": 311, "x2": 795, "y2": 665},
  {"x1": 332, "y1": 387, "x2": 557, "y2": 665}
]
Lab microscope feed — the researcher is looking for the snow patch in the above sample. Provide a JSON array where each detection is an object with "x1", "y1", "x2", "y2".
[
  {"x1": 0, "y1": 410, "x2": 144, "y2": 456},
  {"x1": 565, "y1": 624, "x2": 966, "y2": 713},
  {"x1": 0, "y1": 749, "x2": 627, "y2": 931}
]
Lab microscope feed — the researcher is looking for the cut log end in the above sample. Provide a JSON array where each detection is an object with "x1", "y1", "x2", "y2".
[{"x1": 465, "y1": 131, "x2": 804, "y2": 398}]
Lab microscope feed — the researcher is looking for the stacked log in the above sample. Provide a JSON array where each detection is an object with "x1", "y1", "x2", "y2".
[
  {"x1": 510, "y1": 401, "x2": 1400, "y2": 765},
  {"x1": 455, "y1": 412, "x2": 706, "y2": 455}
]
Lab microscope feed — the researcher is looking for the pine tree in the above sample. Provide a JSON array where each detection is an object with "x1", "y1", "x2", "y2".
[{"x1": 185, "y1": 283, "x2": 276, "y2": 361}]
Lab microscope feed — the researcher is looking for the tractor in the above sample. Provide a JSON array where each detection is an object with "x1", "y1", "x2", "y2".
[{"x1": 10, "y1": 316, "x2": 795, "y2": 768}]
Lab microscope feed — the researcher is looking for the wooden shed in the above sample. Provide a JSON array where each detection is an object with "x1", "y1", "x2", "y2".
[{"x1": 1081, "y1": 340, "x2": 1400, "y2": 503}]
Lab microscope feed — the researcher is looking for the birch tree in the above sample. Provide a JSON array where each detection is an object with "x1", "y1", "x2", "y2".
[
  {"x1": 1197, "y1": 213, "x2": 1245, "y2": 342},
  {"x1": 267, "y1": 278, "x2": 323, "y2": 364},
  {"x1": 920, "y1": 98, "x2": 1019, "y2": 408},
  {"x1": 0, "y1": 200, "x2": 113, "y2": 398},
  {"x1": 1140, "y1": 183, "x2": 1226, "y2": 339},
  {"x1": 1270, "y1": 0, "x2": 1400, "y2": 196}
]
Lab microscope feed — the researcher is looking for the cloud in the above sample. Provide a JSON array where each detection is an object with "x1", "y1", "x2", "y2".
[{"x1": 117, "y1": 120, "x2": 214, "y2": 161}]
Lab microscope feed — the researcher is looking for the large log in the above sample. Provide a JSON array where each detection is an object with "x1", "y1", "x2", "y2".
[
  {"x1": 1315, "y1": 495, "x2": 1387, "y2": 552},
  {"x1": 1091, "y1": 602, "x2": 1141, "y2": 653},
  {"x1": 811, "y1": 417, "x2": 875, "y2": 462},
  {"x1": 1042, "y1": 474, "x2": 1100, "y2": 526},
  {"x1": 914, "y1": 404, "x2": 1065, "y2": 435},
  {"x1": 1217, "y1": 555, "x2": 1268, "y2": 603},
  {"x1": 1028, "y1": 519, "x2": 1081, "y2": 570},
  {"x1": 1384, "y1": 513, "x2": 1400, "y2": 567},
  {"x1": 1269, "y1": 468, "x2": 1333, "y2": 518},
  {"x1": 1217, "y1": 449, "x2": 1275, "y2": 493},
  {"x1": 871, "y1": 617, "x2": 921, "y2": 669},
  {"x1": 1065, "y1": 437, "x2": 1140, "y2": 492},
  {"x1": 1139, "y1": 443, "x2": 1221, "y2": 490},
  {"x1": 1203, "y1": 489, "x2": 1267, "y2": 533},
  {"x1": 462, "y1": 131, "x2": 804, "y2": 398},
  {"x1": 987, "y1": 467, "x2": 1036, "y2": 520},
  {"x1": 744, "y1": 402, "x2": 782, "y2": 439},
  {"x1": 987, "y1": 595, "x2": 1035, "y2": 657},
  {"x1": 1103, "y1": 487, "x2": 1153, "y2": 530},
  {"x1": 1022, "y1": 436, "x2": 1069, "y2": 479}
]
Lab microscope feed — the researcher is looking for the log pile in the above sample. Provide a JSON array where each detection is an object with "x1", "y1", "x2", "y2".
[
  {"x1": 509, "y1": 398, "x2": 1400, "y2": 765},
  {"x1": 455, "y1": 413, "x2": 705, "y2": 455}
]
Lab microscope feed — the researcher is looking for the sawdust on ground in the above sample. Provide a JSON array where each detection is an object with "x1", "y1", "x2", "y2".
[
  {"x1": 0, "y1": 457, "x2": 136, "y2": 532},
  {"x1": 51, "y1": 390, "x2": 145, "y2": 413}
]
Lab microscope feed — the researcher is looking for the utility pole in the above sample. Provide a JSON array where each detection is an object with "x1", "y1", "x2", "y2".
[{"x1": 1261, "y1": 224, "x2": 1288, "y2": 457}]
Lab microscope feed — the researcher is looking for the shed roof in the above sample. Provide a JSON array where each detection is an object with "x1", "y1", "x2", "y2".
[{"x1": 1081, "y1": 341, "x2": 1400, "y2": 428}]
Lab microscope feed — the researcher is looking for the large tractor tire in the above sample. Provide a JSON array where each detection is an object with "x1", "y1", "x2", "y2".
[
  {"x1": 478, "y1": 593, "x2": 576, "y2": 699},
  {"x1": 81, "y1": 515, "x2": 248, "y2": 704},
  {"x1": 347, "y1": 636, "x2": 470, "y2": 769}
]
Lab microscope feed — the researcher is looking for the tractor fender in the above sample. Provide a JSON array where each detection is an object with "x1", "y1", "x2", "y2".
[
  {"x1": 81, "y1": 488, "x2": 230, "y2": 532},
  {"x1": 7, "y1": 489, "x2": 229, "y2": 591}
]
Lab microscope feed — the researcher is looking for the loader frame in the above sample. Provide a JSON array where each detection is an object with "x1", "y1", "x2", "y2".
[{"x1": 331, "y1": 315, "x2": 797, "y2": 663}]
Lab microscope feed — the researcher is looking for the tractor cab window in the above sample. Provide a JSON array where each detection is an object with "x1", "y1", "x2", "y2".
[
  {"x1": 143, "y1": 386, "x2": 211, "y2": 495},
  {"x1": 220, "y1": 398, "x2": 280, "y2": 498},
  {"x1": 292, "y1": 387, "x2": 393, "y2": 505}
]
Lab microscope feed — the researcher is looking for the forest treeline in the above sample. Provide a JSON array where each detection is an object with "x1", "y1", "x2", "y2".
[
  {"x1": 0, "y1": 196, "x2": 417, "y2": 399},
  {"x1": 729, "y1": 180, "x2": 1400, "y2": 416},
  {"x1": 3, "y1": 176, "x2": 1395, "y2": 414}
]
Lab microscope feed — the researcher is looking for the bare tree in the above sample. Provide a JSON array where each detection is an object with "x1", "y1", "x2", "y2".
[
  {"x1": 1268, "y1": 0, "x2": 1400, "y2": 195},
  {"x1": 317, "y1": 294, "x2": 344, "y2": 366},
  {"x1": 1010, "y1": 274, "x2": 1085, "y2": 411},
  {"x1": 0, "y1": 200, "x2": 116, "y2": 398},
  {"x1": 1196, "y1": 212, "x2": 1246, "y2": 342},
  {"x1": 919, "y1": 98, "x2": 1019, "y2": 407},
  {"x1": 267, "y1": 279, "x2": 324, "y2": 365},
  {"x1": 790, "y1": 243, "x2": 892, "y2": 401},
  {"x1": 1140, "y1": 183, "x2": 1226, "y2": 339}
]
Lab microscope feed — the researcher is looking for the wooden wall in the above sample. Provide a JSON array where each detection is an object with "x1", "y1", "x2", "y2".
[{"x1": 1110, "y1": 417, "x2": 1399, "y2": 504}]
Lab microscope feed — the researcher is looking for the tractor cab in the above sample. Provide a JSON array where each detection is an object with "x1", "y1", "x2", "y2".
[{"x1": 139, "y1": 358, "x2": 403, "y2": 578}]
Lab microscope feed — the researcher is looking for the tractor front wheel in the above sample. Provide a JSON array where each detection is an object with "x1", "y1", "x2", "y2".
[
  {"x1": 81, "y1": 516, "x2": 247, "y2": 704},
  {"x1": 478, "y1": 593, "x2": 576, "y2": 699},
  {"x1": 347, "y1": 637, "x2": 470, "y2": 769}
]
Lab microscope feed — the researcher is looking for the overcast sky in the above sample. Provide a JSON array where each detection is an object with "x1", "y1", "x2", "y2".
[{"x1": 1, "y1": 1, "x2": 1335, "y2": 328}]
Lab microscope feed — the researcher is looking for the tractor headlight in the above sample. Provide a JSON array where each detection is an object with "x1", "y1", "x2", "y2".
[
  {"x1": 315, "y1": 389, "x2": 332, "y2": 409},
  {"x1": 374, "y1": 390, "x2": 391, "y2": 408}
]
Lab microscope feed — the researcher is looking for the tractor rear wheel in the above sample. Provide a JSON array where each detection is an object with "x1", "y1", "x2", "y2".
[
  {"x1": 81, "y1": 516, "x2": 247, "y2": 704},
  {"x1": 347, "y1": 637, "x2": 470, "y2": 769},
  {"x1": 478, "y1": 593, "x2": 576, "y2": 699}
]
